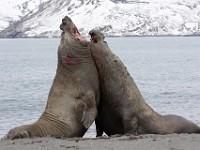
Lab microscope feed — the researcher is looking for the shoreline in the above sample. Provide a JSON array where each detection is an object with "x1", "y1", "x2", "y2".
[{"x1": 1, "y1": 134, "x2": 200, "y2": 150}]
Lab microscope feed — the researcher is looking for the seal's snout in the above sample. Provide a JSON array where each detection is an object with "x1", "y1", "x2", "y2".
[
  {"x1": 60, "y1": 16, "x2": 73, "y2": 31},
  {"x1": 62, "y1": 19, "x2": 67, "y2": 25},
  {"x1": 89, "y1": 30, "x2": 105, "y2": 43},
  {"x1": 89, "y1": 30, "x2": 94, "y2": 36},
  {"x1": 62, "y1": 16, "x2": 72, "y2": 24},
  {"x1": 60, "y1": 23, "x2": 64, "y2": 31}
]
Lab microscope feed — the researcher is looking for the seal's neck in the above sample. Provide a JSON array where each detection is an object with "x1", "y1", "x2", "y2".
[{"x1": 61, "y1": 31, "x2": 75, "y2": 45}]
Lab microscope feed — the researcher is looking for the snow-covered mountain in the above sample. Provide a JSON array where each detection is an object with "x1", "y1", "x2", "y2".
[
  {"x1": 0, "y1": 0, "x2": 200, "y2": 38},
  {"x1": 0, "y1": 0, "x2": 48, "y2": 31}
]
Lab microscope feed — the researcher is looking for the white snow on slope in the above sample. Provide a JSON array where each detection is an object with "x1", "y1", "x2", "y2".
[
  {"x1": 0, "y1": 0, "x2": 48, "y2": 31},
  {"x1": 0, "y1": 0, "x2": 200, "y2": 37}
]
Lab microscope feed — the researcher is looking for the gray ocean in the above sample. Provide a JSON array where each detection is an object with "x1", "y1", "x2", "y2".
[{"x1": 0, "y1": 37, "x2": 200, "y2": 138}]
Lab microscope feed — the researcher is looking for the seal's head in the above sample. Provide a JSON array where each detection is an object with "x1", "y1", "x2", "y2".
[
  {"x1": 60, "y1": 16, "x2": 86, "y2": 42},
  {"x1": 60, "y1": 16, "x2": 77, "y2": 34},
  {"x1": 89, "y1": 30, "x2": 105, "y2": 43}
]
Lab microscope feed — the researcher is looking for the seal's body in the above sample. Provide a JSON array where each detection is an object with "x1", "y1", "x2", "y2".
[
  {"x1": 2, "y1": 16, "x2": 99, "y2": 140},
  {"x1": 89, "y1": 30, "x2": 200, "y2": 136}
]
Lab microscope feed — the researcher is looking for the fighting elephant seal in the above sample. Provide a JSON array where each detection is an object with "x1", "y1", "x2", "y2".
[
  {"x1": 89, "y1": 30, "x2": 200, "y2": 136},
  {"x1": 2, "y1": 16, "x2": 99, "y2": 140}
]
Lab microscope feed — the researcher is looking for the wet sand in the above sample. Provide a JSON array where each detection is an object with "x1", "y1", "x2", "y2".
[{"x1": 0, "y1": 134, "x2": 200, "y2": 150}]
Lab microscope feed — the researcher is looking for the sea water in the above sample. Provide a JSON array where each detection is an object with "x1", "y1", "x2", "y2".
[{"x1": 0, "y1": 37, "x2": 200, "y2": 138}]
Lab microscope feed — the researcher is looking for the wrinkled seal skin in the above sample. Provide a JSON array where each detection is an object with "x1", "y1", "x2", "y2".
[
  {"x1": 89, "y1": 30, "x2": 200, "y2": 136},
  {"x1": 1, "y1": 16, "x2": 99, "y2": 140}
]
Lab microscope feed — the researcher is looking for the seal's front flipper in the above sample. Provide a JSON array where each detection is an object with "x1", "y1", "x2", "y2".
[
  {"x1": 81, "y1": 107, "x2": 97, "y2": 129},
  {"x1": 1, "y1": 125, "x2": 30, "y2": 140},
  {"x1": 76, "y1": 91, "x2": 97, "y2": 129}
]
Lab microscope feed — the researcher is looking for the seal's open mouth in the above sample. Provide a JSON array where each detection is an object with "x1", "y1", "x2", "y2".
[
  {"x1": 67, "y1": 25, "x2": 87, "y2": 42},
  {"x1": 60, "y1": 16, "x2": 87, "y2": 42},
  {"x1": 89, "y1": 30, "x2": 105, "y2": 43},
  {"x1": 74, "y1": 31, "x2": 87, "y2": 42}
]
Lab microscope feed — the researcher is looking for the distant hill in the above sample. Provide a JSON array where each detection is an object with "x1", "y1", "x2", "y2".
[{"x1": 0, "y1": 0, "x2": 200, "y2": 38}]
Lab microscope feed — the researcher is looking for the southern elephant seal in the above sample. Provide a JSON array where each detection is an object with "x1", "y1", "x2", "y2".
[
  {"x1": 89, "y1": 30, "x2": 200, "y2": 136},
  {"x1": 2, "y1": 16, "x2": 99, "y2": 140}
]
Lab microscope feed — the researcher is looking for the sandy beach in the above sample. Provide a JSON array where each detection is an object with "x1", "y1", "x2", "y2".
[{"x1": 0, "y1": 134, "x2": 200, "y2": 150}]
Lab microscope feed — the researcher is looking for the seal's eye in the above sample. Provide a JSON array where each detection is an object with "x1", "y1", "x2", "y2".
[{"x1": 63, "y1": 22, "x2": 66, "y2": 25}]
